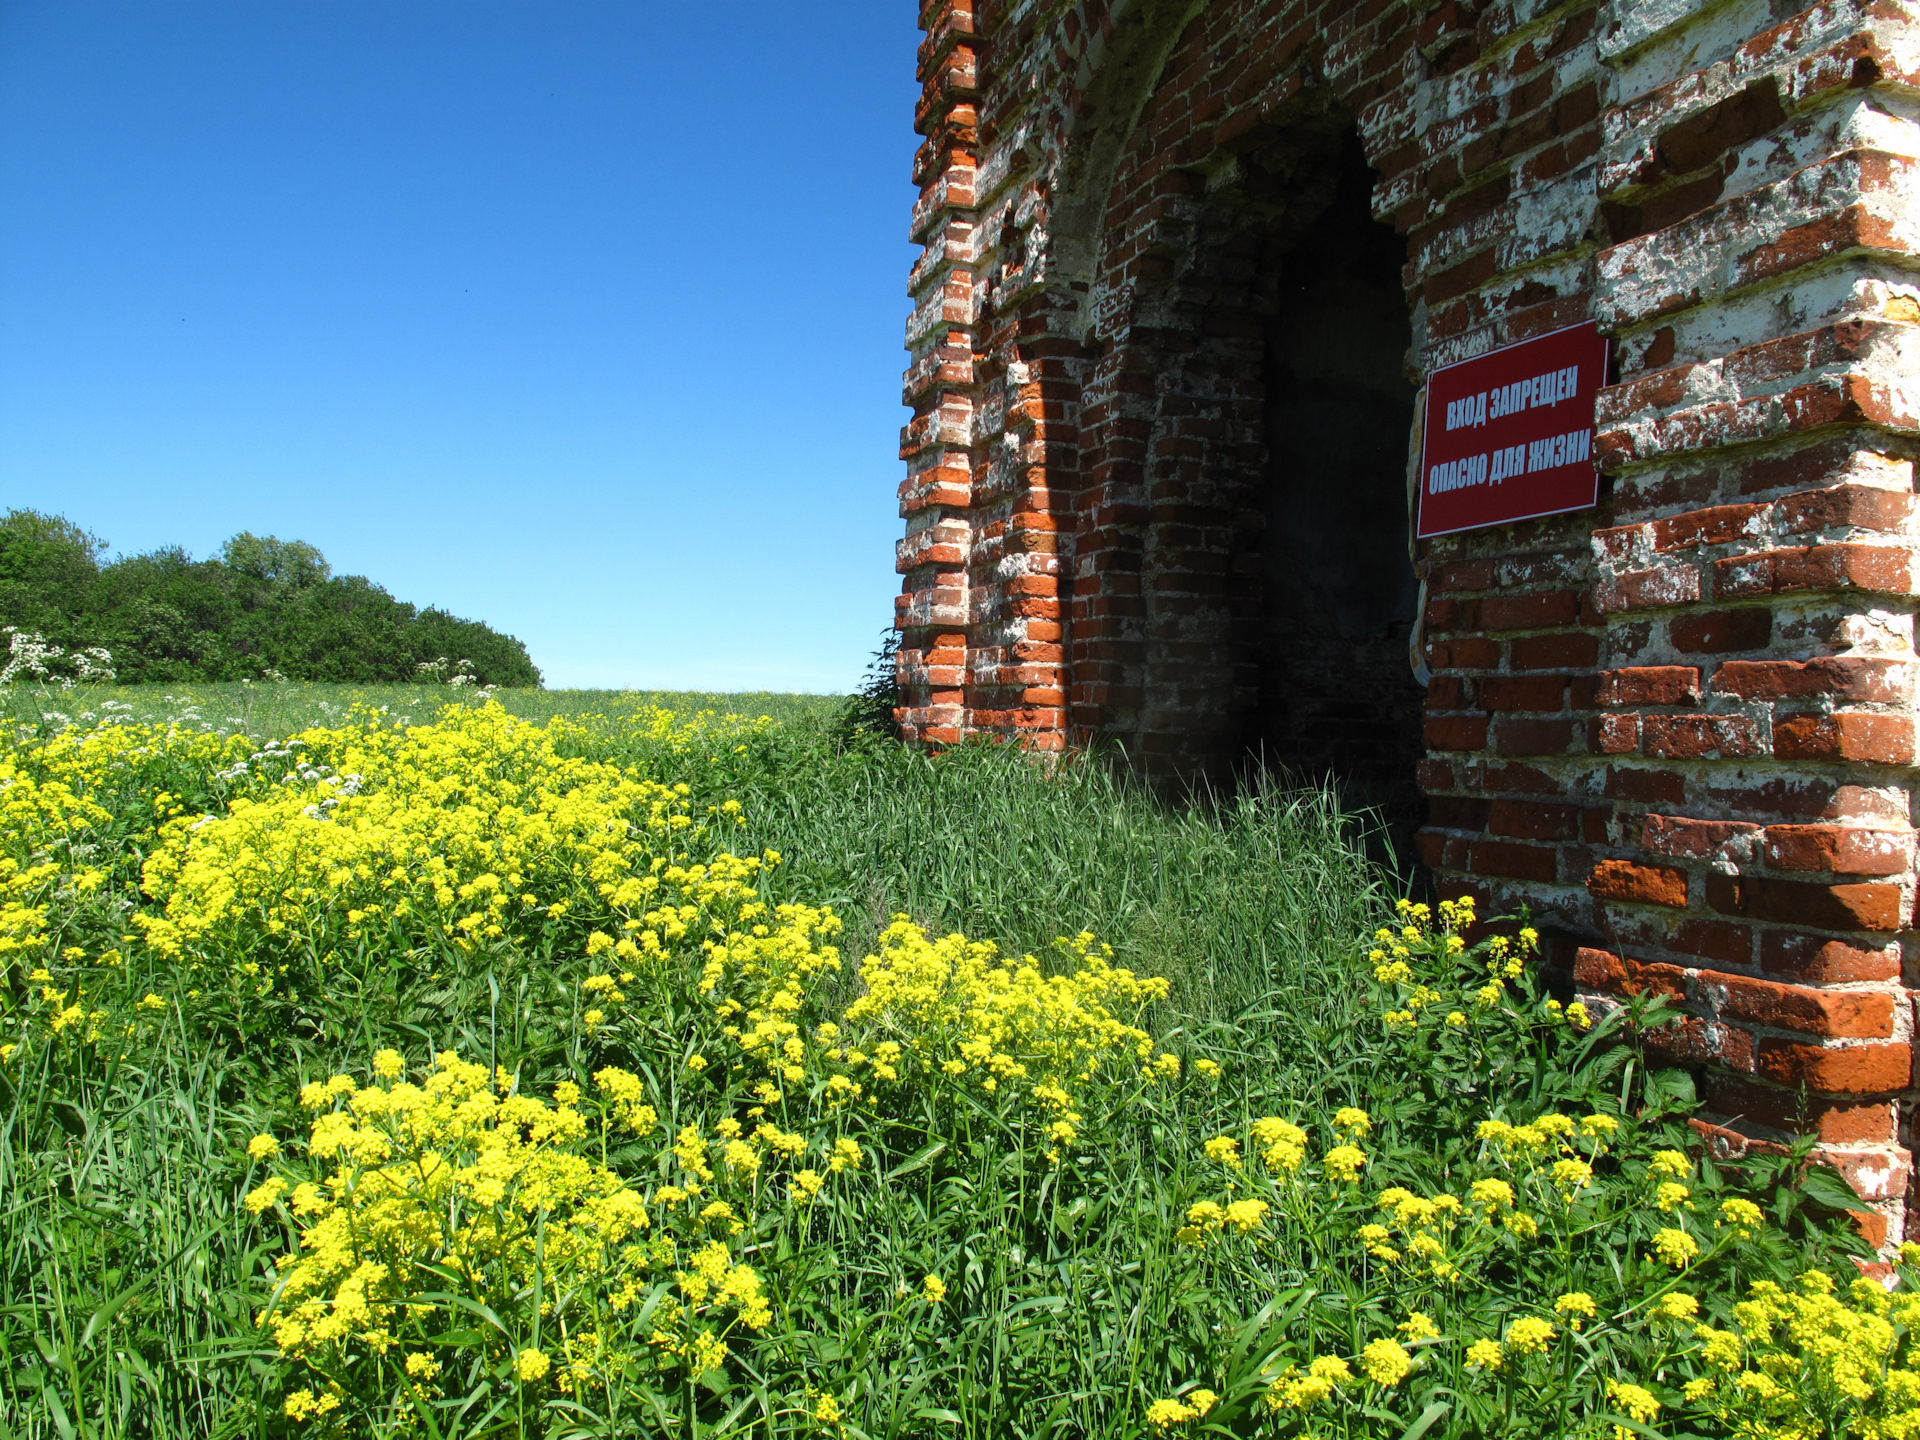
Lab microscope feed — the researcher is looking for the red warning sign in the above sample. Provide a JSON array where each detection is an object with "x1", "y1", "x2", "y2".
[{"x1": 1415, "y1": 321, "x2": 1609, "y2": 539}]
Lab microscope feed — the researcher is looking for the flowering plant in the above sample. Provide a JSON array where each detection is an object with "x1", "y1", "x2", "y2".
[{"x1": 3, "y1": 701, "x2": 1882, "y2": 1439}]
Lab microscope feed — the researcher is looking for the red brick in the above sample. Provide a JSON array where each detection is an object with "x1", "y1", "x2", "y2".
[
  {"x1": 1757, "y1": 1040, "x2": 1912, "y2": 1094},
  {"x1": 1763, "y1": 825, "x2": 1914, "y2": 876},
  {"x1": 1707, "y1": 876, "x2": 1904, "y2": 931},
  {"x1": 1424, "y1": 715, "x2": 1490, "y2": 751},
  {"x1": 1658, "y1": 76, "x2": 1784, "y2": 173},
  {"x1": 1641, "y1": 813, "x2": 1759, "y2": 860},
  {"x1": 1482, "y1": 764, "x2": 1564, "y2": 795},
  {"x1": 1430, "y1": 636, "x2": 1502, "y2": 669},
  {"x1": 1574, "y1": 946, "x2": 1688, "y2": 1001},
  {"x1": 1774, "y1": 483, "x2": 1914, "y2": 536},
  {"x1": 1488, "y1": 799, "x2": 1578, "y2": 840},
  {"x1": 1669, "y1": 608, "x2": 1771, "y2": 653},
  {"x1": 1640, "y1": 1016, "x2": 1755, "y2": 1072},
  {"x1": 1688, "y1": 1119, "x2": 1784, "y2": 1164},
  {"x1": 1704, "y1": 972, "x2": 1896, "y2": 1039},
  {"x1": 1480, "y1": 675, "x2": 1568, "y2": 711},
  {"x1": 1649, "y1": 503, "x2": 1766, "y2": 551},
  {"x1": 1760, "y1": 933, "x2": 1901, "y2": 984},
  {"x1": 1706, "y1": 1074, "x2": 1898, "y2": 1144},
  {"x1": 1587, "y1": 858, "x2": 1689, "y2": 908},
  {"x1": 1597, "y1": 666, "x2": 1699, "y2": 705},
  {"x1": 1713, "y1": 545, "x2": 1913, "y2": 599},
  {"x1": 1852, "y1": 1208, "x2": 1893, "y2": 1250},
  {"x1": 1510, "y1": 632, "x2": 1600, "y2": 670},
  {"x1": 1593, "y1": 714, "x2": 1640, "y2": 753},
  {"x1": 1433, "y1": 558, "x2": 1495, "y2": 592},
  {"x1": 1480, "y1": 589, "x2": 1582, "y2": 631},
  {"x1": 1672, "y1": 918, "x2": 1754, "y2": 968},
  {"x1": 1494, "y1": 717, "x2": 1575, "y2": 755},
  {"x1": 1773, "y1": 713, "x2": 1914, "y2": 764},
  {"x1": 1712, "y1": 657, "x2": 1909, "y2": 702},
  {"x1": 1605, "y1": 765, "x2": 1685, "y2": 803},
  {"x1": 1592, "y1": 565, "x2": 1701, "y2": 614},
  {"x1": 1573, "y1": 945, "x2": 1626, "y2": 989},
  {"x1": 1468, "y1": 838, "x2": 1559, "y2": 883},
  {"x1": 1428, "y1": 796, "x2": 1491, "y2": 832},
  {"x1": 1641, "y1": 713, "x2": 1762, "y2": 759}
]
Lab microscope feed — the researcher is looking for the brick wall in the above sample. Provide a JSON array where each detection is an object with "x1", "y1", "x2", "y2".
[{"x1": 896, "y1": 0, "x2": 1920, "y2": 1244}]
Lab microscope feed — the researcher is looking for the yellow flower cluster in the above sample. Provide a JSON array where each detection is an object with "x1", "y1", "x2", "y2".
[
  {"x1": 250, "y1": 1051, "x2": 779, "y2": 1416},
  {"x1": 1369, "y1": 896, "x2": 1579, "y2": 1039},
  {"x1": 840, "y1": 922, "x2": 1169, "y2": 1090},
  {"x1": 1146, "y1": 1387, "x2": 1217, "y2": 1429},
  {"x1": 1686, "y1": 1261, "x2": 1920, "y2": 1436},
  {"x1": 134, "y1": 704, "x2": 721, "y2": 974},
  {"x1": 682, "y1": 919, "x2": 1177, "y2": 1160},
  {"x1": 0, "y1": 751, "x2": 109, "y2": 965},
  {"x1": 0, "y1": 721, "x2": 249, "y2": 1060}
]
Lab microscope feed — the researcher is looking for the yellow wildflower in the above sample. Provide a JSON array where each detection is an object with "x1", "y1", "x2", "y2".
[
  {"x1": 1505, "y1": 1317, "x2": 1553, "y2": 1353},
  {"x1": 515, "y1": 1349, "x2": 549, "y2": 1384},
  {"x1": 1554, "y1": 1293, "x2": 1597, "y2": 1328},
  {"x1": 1324, "y1": 1144, "x2": 1366, "y2": 1183},
  {"x1": 1652, "y1": 1292, "x2": 1698, "y2": 1322},
  {"x1": 1360, "y1": 1338, "x2": 1412, "y2": 1385},
  {"x1": 1606, "y1": 1379, "x2": 1659, "y2": 1423},
  {"x1": 1203, "y1": 1135, "x2": 1242, "y2": 1168},
  {"x1": 1651, "y1": 1228, "x2": 1698, "y2": 1267},
  {"x1": 1399, "y1": 1312, "x2": 1440, "y2": 1341},
  {"x1": 1332, "y1": 1106, "x2": 1371, "y2": 1137},
  {"x1": 1717, "y1": 1197, "x2": 1762, "y2": 1237}
]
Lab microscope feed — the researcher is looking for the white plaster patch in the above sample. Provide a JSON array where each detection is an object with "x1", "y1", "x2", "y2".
[{"x1": 1604, "y1": 0, "x2": 1774, "y2": 97}]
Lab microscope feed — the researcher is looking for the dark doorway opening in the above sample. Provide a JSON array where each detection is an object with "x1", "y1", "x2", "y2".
[{"x1": 1246, "y1": 130, "x2": 1426, "y2": 858}]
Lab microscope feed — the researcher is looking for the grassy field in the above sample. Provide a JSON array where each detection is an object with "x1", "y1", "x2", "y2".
[
  {"x1": 0, "y1": 689, "x2": 1871, "y2": 1439},
  {"x1": 0, "y1": 681, "x2": 843, "y2": 737},
  {"x1": 7, "y1": 686, "x2": 1383, "y2": 1020}
]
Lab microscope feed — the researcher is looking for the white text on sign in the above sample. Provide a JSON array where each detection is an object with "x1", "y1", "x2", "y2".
[
  {"x1": 1442, "y1": 363, "x2": 1583, "y2": 432},
  {"x1": 1428, "y1": 427, "x2": 1591, "y2": 495}
]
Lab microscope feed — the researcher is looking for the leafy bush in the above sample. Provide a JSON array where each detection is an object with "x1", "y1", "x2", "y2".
[
  {"x1": 832, "y1": 628, "x2": 900, "y2": 744},
  {"x1": 0, "y1": 508, "x2": 540, "y2": 685},
  {"x1": 0, "y1": 701, "x2": 1882, "y2": 1438}
]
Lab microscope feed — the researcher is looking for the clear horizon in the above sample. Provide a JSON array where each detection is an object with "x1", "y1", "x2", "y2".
[{"x1": 0, "y1": 2, "x2": 921, "y2": 691}]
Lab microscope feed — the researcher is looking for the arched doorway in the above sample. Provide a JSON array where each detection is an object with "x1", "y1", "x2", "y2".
[
  {"x1": 1249, "y1": 129, "x2": 1426, "y2": 845},
  {"x1": 1093, "y1": 115, "x2": 1426, "y2": 850}
]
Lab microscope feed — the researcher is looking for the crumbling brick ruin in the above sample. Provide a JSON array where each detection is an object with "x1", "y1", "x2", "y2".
[{"x1": 893, "y1": 0, "x2": 1920, "y2": 1241}]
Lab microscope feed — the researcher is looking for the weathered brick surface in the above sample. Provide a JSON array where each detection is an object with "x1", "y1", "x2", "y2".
[{"x1": 897, "y1": 0, "x2": 1920, "y2": 1243}]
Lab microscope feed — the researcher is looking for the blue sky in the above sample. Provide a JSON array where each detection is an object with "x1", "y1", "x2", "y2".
[{"x1": 0, "y1": 2, "x2": 921, "y2": 691}]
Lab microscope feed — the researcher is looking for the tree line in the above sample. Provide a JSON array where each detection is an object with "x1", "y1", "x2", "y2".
[{"x1": 0, "y1": 509, "x2": 541, "y2": 686}]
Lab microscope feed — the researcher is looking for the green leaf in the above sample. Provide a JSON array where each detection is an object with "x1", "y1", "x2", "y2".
[
  {"x1": 1795, "y1": 1163, "x2": 1865, "y2": 1214},
  {"x1": 886, "y1": 1141, "x2": 948, "y2": 1180},
  {"x1": 1398, "y1": 1402, "x2": 1450, "y2": 1440}
]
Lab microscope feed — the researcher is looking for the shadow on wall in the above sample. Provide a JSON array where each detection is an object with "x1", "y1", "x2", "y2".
[{"x1": 1251, "y1": 129, "x2": 1427, "y2": 866}]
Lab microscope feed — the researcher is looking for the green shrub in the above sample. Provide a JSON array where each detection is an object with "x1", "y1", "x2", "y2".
[{"x1": 0, "y1": 509, "x2": 541, "y2": 686}]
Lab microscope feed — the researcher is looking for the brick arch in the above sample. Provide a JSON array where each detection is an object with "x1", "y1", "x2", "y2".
[
  {"x1": 903, "y1": 1, "x2": 1920, "y2": 1244},
  {"x1": 1039, "y1": 0, "x2": 1209, "y2": 335},
  {"x1": 1062, "y1": 61, "x2": 1425, "y2": 786}
]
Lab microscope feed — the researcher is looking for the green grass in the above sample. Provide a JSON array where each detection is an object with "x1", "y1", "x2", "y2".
[
  {"x1": 0, "y1": 691, "x2": 1404, "y2": 1437},
  {"x1": 667, "y1": 735, "x2": 1392, "y2": 1032},
  {"x1": 0, "y1": 693, "x2": 1861, "y2": 1438},
  {"x1": 1, "y1": 682, "x2": 845, "y2": 739},
  {"x1": 10, "y1": 685, "x2": 1386, "y2": 1028}
]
